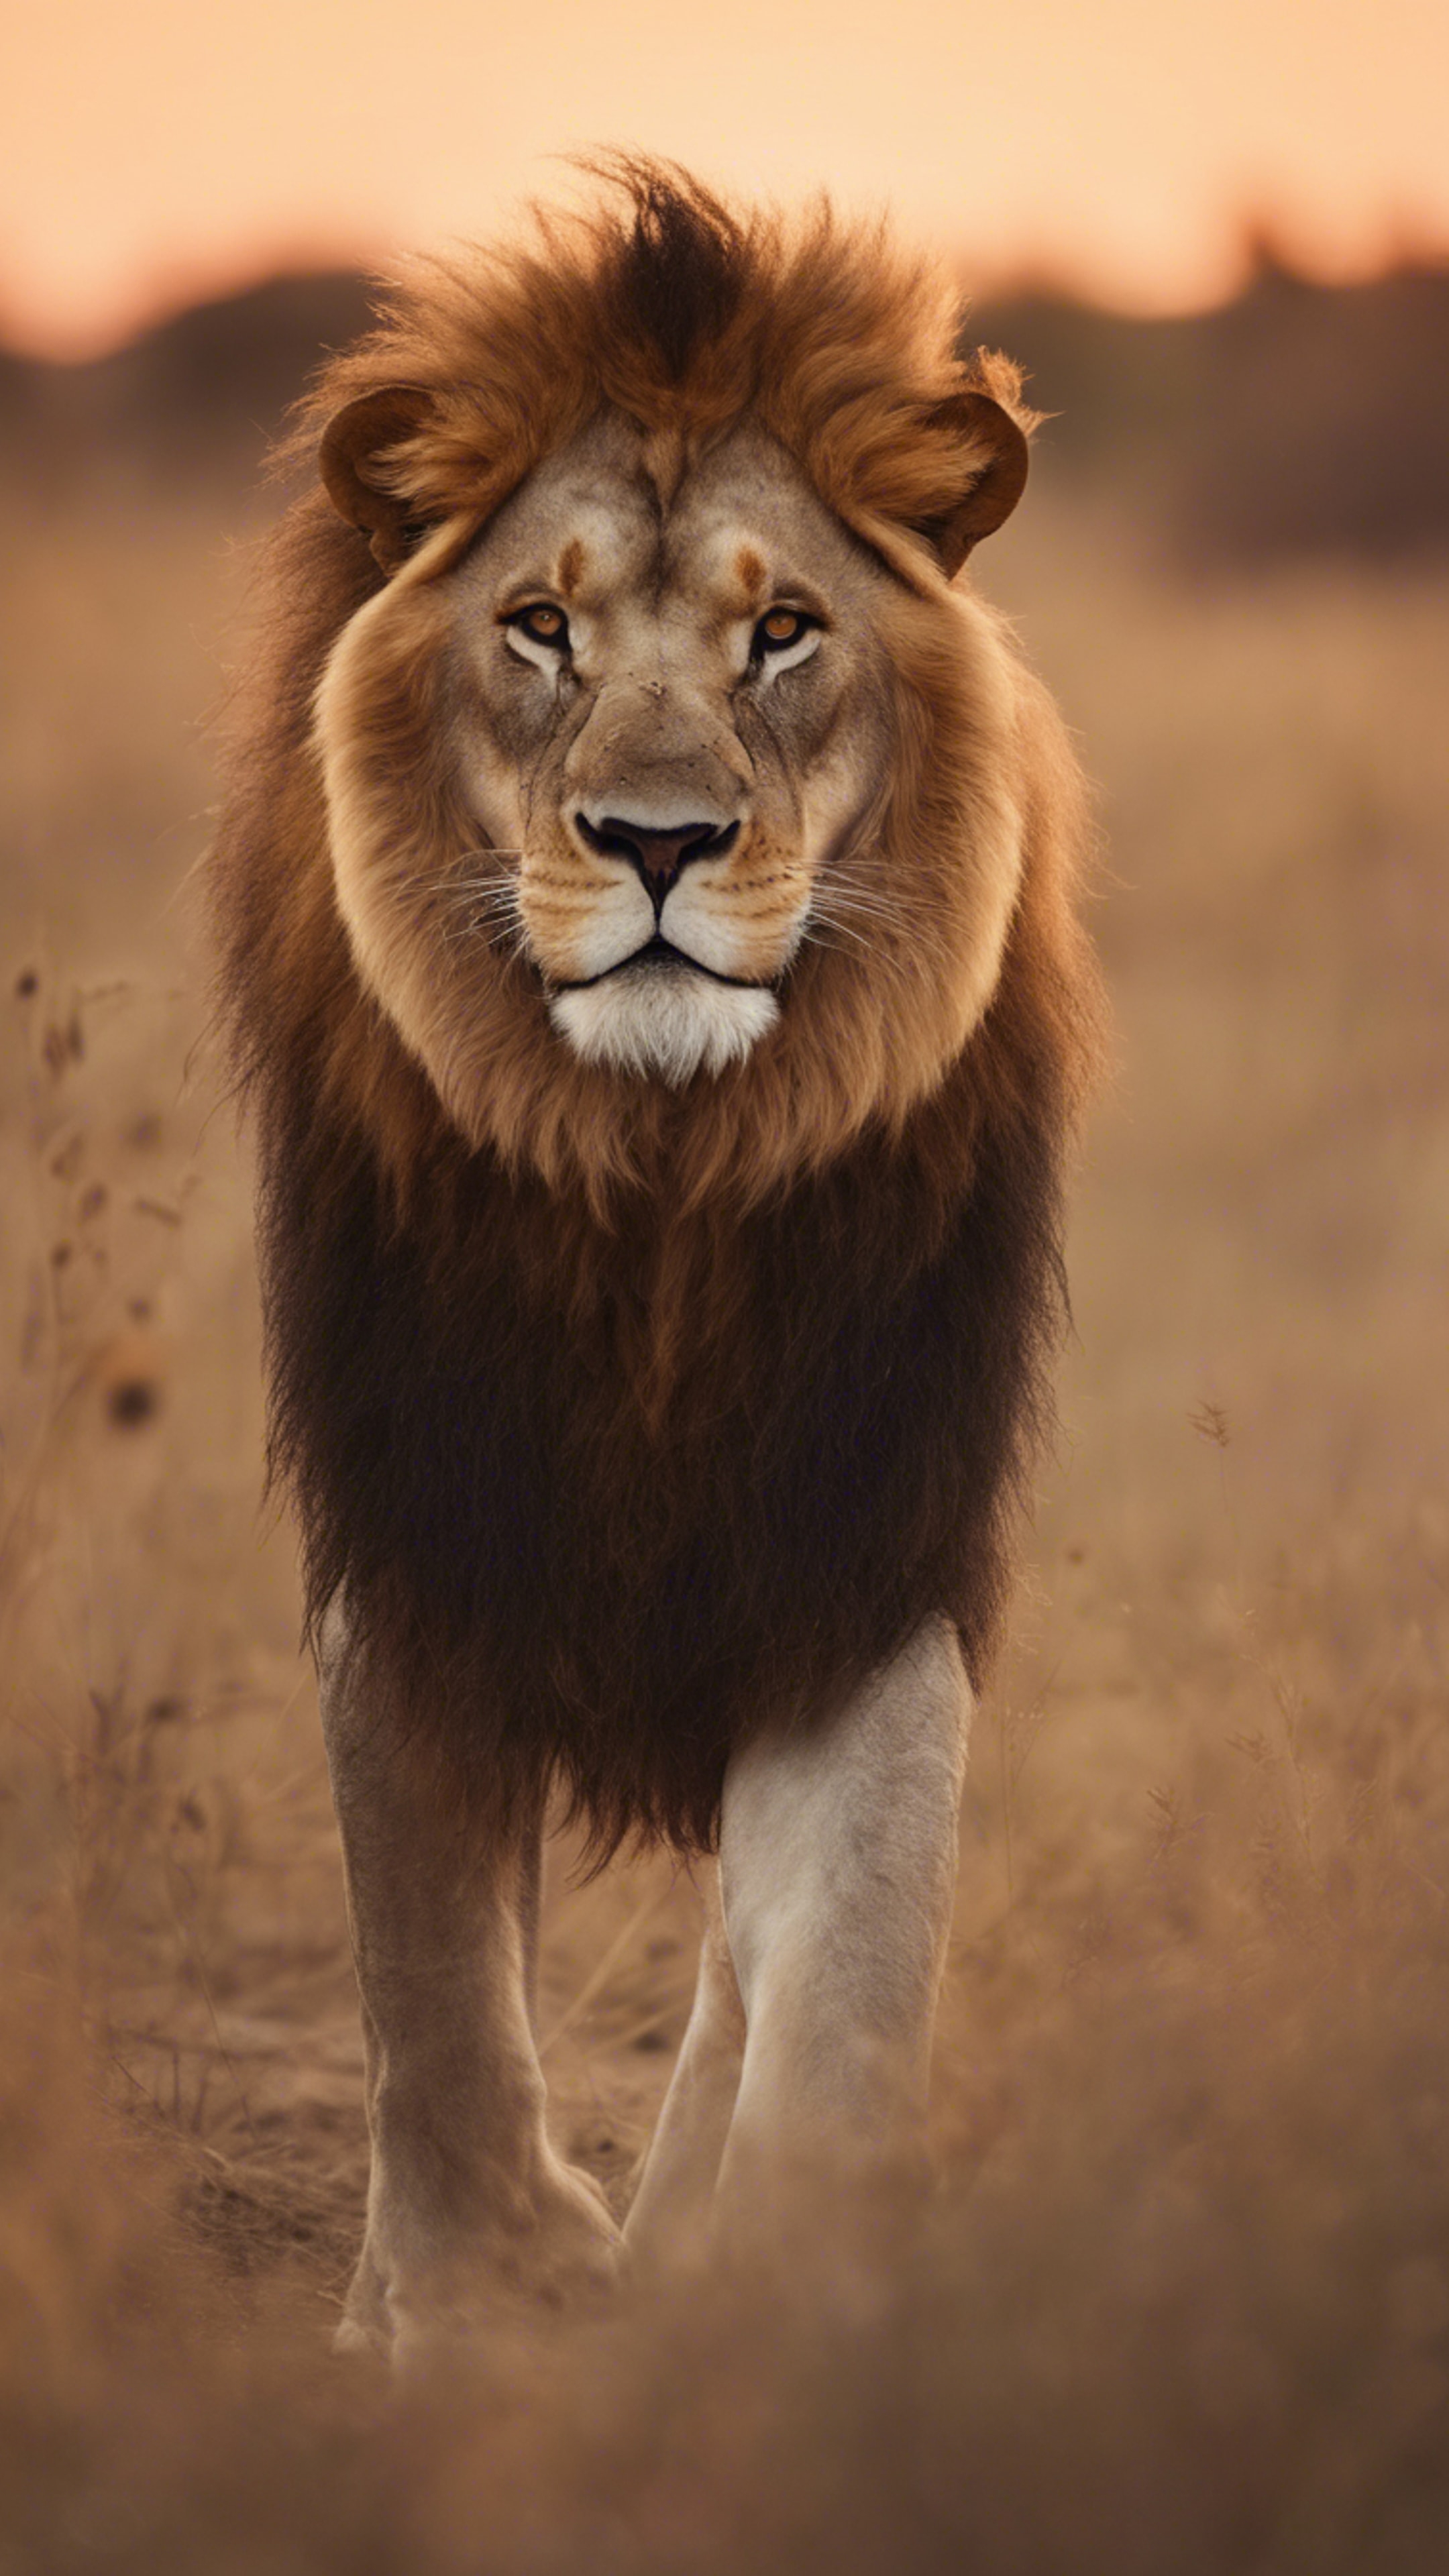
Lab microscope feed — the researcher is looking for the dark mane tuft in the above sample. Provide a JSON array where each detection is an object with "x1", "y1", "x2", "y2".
[{"x1": 595, "y1": 155, "x2": 751, "y2": 383}]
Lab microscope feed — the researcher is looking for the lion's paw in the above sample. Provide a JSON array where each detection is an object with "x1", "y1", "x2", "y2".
[{"x1": 337, "y1": 2157, "x2": 622, "y2": 2369}]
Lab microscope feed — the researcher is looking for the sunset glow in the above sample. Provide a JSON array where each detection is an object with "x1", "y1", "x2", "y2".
[{"x1": 3, "y1": 0, "x2": 1444, "y2": 355}]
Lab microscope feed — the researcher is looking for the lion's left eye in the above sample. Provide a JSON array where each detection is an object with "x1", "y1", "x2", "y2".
[
  {"x1": 753, "y1": 608, "x2": 816, "y2": 656},
  {"x1": 507, "y1": 603, "x2": 570, "y2": 649}
]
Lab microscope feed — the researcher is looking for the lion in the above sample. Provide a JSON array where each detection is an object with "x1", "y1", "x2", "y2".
[{"x1": 210, "y1": 160, "x2": 1104, "y2": 2360}]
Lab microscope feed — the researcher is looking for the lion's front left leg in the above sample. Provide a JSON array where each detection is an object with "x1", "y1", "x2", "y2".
[
  {"x1": 319, "y1": 1623, "x2": 619, "y2": 2364},
  {"x1": 711, "y1": 1616, "x2": 971, "y2": 2235}
]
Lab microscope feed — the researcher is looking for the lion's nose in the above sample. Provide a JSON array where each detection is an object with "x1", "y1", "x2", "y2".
[{"x1": 576, "y1": 813, "x2": 740, "y2": 905}]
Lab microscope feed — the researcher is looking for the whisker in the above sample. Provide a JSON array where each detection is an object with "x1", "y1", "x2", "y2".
[
  {"x1": 802, "y1": 919, "x2": 915, "y2": 991},
  {"x1": 816, "y1": 881, "x2": 910, "y2": 926},
  {"x1": 804, "y1": 911, "x2": 874, "y2": 954},
  {"x1": 440, "y1": 912, "x2": 529, "y2": 957},
  {"x1": 824, "y1": 863, "x2": 955, "y2": 920},
  {"x1": 820, "y1": 889, "x2": 949, "y2": 959},
  {"x1": 392, "y1": 849, "x2": 525, "y2": 896},
  {"x1": 813, "y1": 902, "x2": 902, "y2": 941},
  {"x1": 435, "y1": 886, "x2": 521, "y2": 915}
]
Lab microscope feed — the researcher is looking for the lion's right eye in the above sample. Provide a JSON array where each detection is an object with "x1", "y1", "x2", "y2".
[{"x1": 506, "y1": 603, "x2": 570, "y2": 650}]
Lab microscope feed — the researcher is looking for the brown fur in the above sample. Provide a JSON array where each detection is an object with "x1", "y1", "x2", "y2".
[{"x1": 211, "y1": 161, "x2": 1105, "y2": 1858}]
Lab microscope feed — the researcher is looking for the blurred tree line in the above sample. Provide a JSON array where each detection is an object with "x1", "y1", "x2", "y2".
[
  {"x1": 975, "y1": 246, "x2": 1449, "y2": 564},
  {"x1": 1, "y1": 243, "x2": 1445, "y2": 565}
]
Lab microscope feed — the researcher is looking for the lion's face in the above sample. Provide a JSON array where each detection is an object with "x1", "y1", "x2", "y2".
[
  {"x1": 441, "y1": 413, "x2": 893, "y2": 1083},
  {"x1": 322, "y1": 409, "x2": 899, "y2": 1090},
  {"x1": 315, "y1": 394, "x2": 1031, "y2": 1193}
]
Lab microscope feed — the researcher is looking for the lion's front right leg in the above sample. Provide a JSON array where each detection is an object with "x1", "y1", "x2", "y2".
[{"x1": 319, "y1": 1621, "x2": 619, "y2": 2365}]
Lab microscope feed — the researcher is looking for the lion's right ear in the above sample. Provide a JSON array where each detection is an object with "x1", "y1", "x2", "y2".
[{"x1": 319, "y1": 386, "x2": 435, "y2": 574}]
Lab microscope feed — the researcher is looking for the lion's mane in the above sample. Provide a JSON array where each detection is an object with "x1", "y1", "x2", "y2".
[{"x1": 211, "y1": 162, "x2": 1104, "y2": 1857}]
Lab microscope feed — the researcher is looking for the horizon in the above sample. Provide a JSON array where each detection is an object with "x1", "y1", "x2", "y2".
[{"x1": 9, "y1": 218, "x2": 1448, "y2": 375}]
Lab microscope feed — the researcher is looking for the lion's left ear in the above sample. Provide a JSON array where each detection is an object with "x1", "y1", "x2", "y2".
[
  {"x1": 319, "y1": 385, "x2": 435, "y2": 574},
  {"x1": 912, "y1": 390, "x2": 1030, "y2": 578}
]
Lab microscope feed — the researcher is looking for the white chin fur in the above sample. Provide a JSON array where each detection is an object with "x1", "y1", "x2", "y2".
[{"x1": 549, "y1": 966, "x2": 780, "y2": 1083}]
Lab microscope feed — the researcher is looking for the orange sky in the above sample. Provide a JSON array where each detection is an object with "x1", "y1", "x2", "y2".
[{"x1": 2, "y1": 0, "x2": 1444, "y2": 356}]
